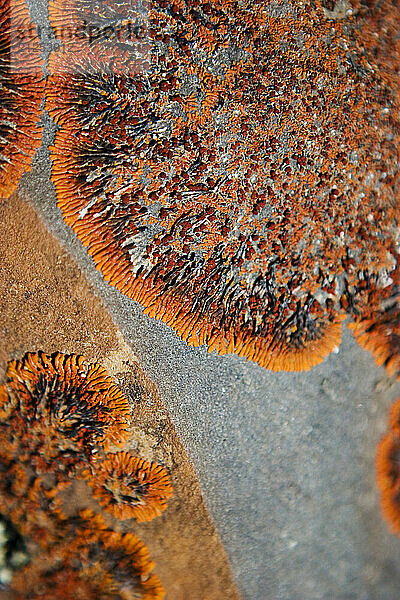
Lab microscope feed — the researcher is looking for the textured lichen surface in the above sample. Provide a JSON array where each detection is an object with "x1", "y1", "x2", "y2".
[
  {"x1": 10, "y1": 509, "x2": 165, "y2": 600},
  {"x1": 349, "y1": 262, "x2": 400, "y2": 379},
  {"x1": 0, "y1": 0, "x2": 44, "y2": 198},
  {"x1": 44, "y1": 0, "x2": 399, "y2": 372},
  {"x1": 0, "y1": 351, "x2": 170, "y2": 599},
  {"x1": 0, "y1": 351, "x2": 132, "y2": 451},
  {"x1": 88, "y1": 451, "x2": 173, "y2": 522}
]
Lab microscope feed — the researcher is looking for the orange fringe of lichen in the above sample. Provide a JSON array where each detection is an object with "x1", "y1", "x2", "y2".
[
  {"x1": 349, "y1": 302, "x2": 400, "y2": 379},
  {"x1": 88, "y1": 451, "x2": 173, "y2": 522},
  {"x1": 388, "y1": 398, "x2": 400, "y2": 432},
  {"x1": 46, "y1": 0, "x2": 399, "y2": 375},
  {"x1": 0, "y1": 0, "x2": 44, "y2": 198},
  {"x1": 46, "y1": 112, "x2": 345, "y2": 372},
  {"x1": 376, "y1": 427, "x2": 400, "y2": 535}
]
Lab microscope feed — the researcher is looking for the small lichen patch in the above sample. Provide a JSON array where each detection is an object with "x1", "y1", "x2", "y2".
[{"x1": 87, "y1": 451, "x2": 173, "y2": 522}]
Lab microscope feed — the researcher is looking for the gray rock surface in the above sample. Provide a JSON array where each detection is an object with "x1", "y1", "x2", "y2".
[{"x1": 19, "y1": 1, "x2": 400, "y2": 597}]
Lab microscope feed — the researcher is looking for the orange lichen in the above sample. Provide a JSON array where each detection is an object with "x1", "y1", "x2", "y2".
[
  {"x1": 0, "y1": 350, "x2": 132, "y2": 540},
  {"x1": 87, "y1": 451, "x2": 173, "y2": 522},
  {"x1": 11, "y1": 510, "x2": 164, "y2": 600},
  {"x1": 388, "y1": 398, "x2": 400, "y2": 432},
  {"x1": 376, "y1": 396, "x2": 400, "y2": 536},
  {"x1": 0, "y1": 0, "x2": 44, "y2": 198},
  {"x1": 0, "y1": 353, "x2": 165, "y2": 599},
  {"x1": 76, "y1": 510, "x2": 165, "y2": 599},
  {"x1": 376, "y1": 423, "x2": 400, "y2": 535},
  {"x1": 349, "y1": 304, "x2": 400, "y2": 378},
  {"x1": 348, "y1": 256, "x2": 400, "y2": 378},
  {"x1": 13, "y1": 571, "x2": 114, "y2": 600},
  {"x1": 46, "y1": 0, "x2": 399, "y2": 371},
  {"x1": 0, "y1": 351, "x2": 131, "y2": 452}
]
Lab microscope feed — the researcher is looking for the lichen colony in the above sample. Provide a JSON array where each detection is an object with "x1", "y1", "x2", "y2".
[
  {"x1": 45, "y1": 0, "x2": 399, "y2": 371},
  {"x1": 0, "y1": 352, "x2": 171, "y2": 598}
]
